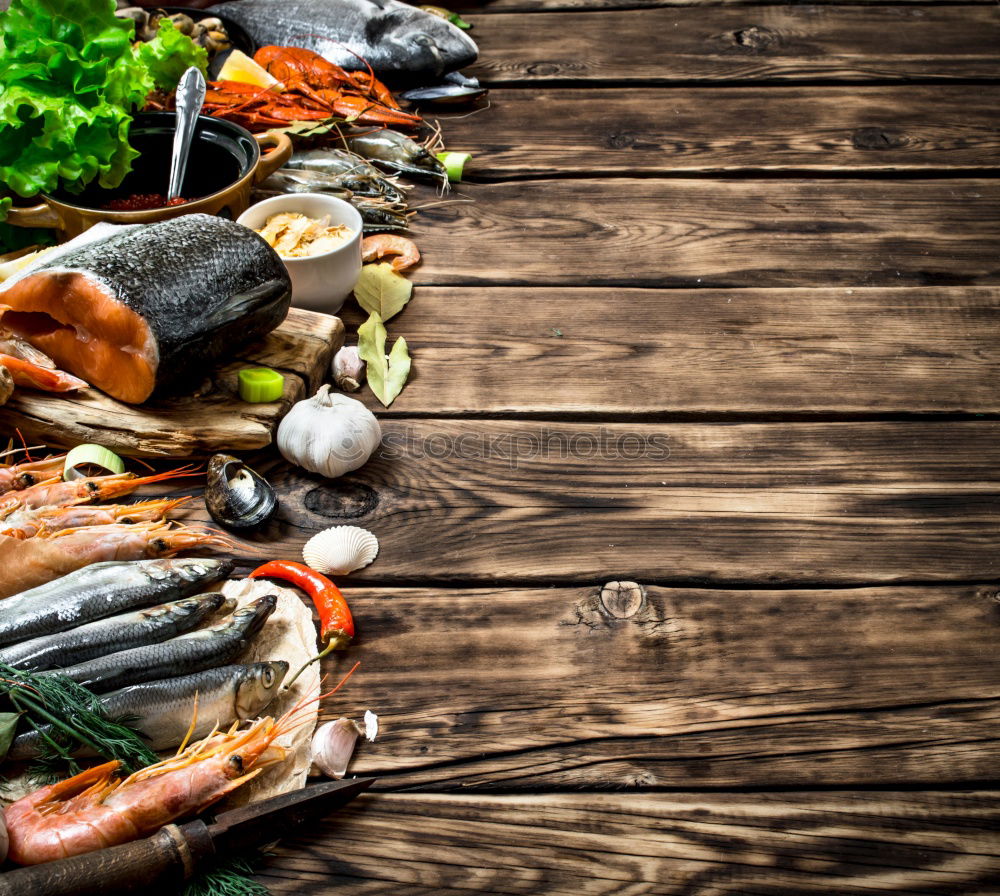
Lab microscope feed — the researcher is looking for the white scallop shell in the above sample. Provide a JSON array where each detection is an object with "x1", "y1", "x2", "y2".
[{"x1": 302, "y1": 526, "x2": 379, "y2": 575}]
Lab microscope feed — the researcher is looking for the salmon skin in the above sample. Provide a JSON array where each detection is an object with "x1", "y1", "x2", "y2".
[{"x1": 0, "y1": 215, "x2": 292, "y2": 404}]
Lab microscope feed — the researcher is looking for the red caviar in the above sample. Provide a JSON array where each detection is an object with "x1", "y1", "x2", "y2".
[{"x1": 102, "y1": 194, "x2": 188, "y2": 211}]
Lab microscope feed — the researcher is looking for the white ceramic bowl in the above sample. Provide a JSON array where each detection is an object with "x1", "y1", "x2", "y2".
[{"x1": 237, "y1": 193, "x2": 363, "y2": 314}]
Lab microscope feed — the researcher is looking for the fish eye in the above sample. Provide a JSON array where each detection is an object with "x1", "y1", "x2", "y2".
[
  {"x1": 263, "y1": 667, "x2": 274, "y2": 686},
  {"x1": 412, "y1": 33, "x2": 432, "y2": 47}
]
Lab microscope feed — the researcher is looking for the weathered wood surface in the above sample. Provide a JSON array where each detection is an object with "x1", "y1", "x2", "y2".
[
  {"x1": 441, "y1": 86, "x2": 1000, "y2": 175},
  {"x1": 408, "y1": 180, "x2": 1000, "y2": 287},
  {"x1": 182, "y1": 421, "x2": 1000, "y2": 585},
  {"x1": 297, "y1": 582, "x2": 1000, "y2": 789},
  {"x1": 338, "y1": 286, "x2": 1000, "y2": 415},
  {"x1": 466, "y1": 7, "x2": 1000, "y2": 83},
  {"x1": 0, "y1": 309, "x2": 344, "y2": 456},
  {"x1": 261, "y1": 792, "x2": 1000, "y2": 895},
  {"x1": 465, "y1": 0, "x2": 995, "y2": 9}
]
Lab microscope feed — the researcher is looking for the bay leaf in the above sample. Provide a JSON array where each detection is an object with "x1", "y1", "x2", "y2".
[
  {"x1": 358, "y1": 311, "x2": 411, "y2": 407},
  {"x1": 0, "y1": 711, "x2": 19, "y2": 760},
  {"x1": 354, "y1": 262, "x2": 413, "y2": 322}
]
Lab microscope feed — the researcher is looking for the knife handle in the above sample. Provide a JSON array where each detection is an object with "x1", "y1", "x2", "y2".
[{"x1": 0, "y1": 821, "x2": 214, "y2": 896}]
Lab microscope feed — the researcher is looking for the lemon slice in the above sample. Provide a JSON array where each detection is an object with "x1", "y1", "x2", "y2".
[{"x1": 217, "y1": 49, "x2": 283, "y2": 89}]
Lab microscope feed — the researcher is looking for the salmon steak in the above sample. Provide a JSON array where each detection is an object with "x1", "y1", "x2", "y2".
[{"x1": 0, "y1": 215, "x2": 292, "y2": 404}]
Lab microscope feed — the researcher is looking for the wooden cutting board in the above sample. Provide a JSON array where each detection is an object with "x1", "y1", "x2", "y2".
[{"x1": 0, "y1": 307, "x2": 344, "y2": 457}]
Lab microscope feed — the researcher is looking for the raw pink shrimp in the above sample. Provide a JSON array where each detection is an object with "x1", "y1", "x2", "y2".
[
  {"x1": 360, "y1": 234, "x2": 421, "y2": 272},
  {"x1": 0, "y1": 520, "x2": 234, "y2": 598},
  {"x1": 5, "y1": 694, "x2": 318, "y2": 864},
  {"x1": 0, "y1": 496, "x2": 191, "y2": 539},
  {"x1": 0, "y1": 466, "x2": 197, "y2": 520},
  {"x1": 0, "y1": 353, "x2": 88, "y2": 392},
  {"x1": 0, "y1": 452, "x2": 66, "y2": 494}
]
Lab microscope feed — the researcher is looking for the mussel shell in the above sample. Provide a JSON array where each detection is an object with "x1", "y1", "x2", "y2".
[{"x1": 205, "y1": 453, "x2": 277, "y2": 530}]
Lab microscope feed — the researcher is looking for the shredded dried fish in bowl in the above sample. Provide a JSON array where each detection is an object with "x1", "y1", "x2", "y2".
[{"x1": 256, "y1": 212, "x2": 355, "y2": 258}]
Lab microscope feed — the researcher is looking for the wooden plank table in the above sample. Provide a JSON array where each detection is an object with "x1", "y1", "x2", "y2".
[{"x1": 216, "y1": 0, "x2": 1000, "y2": 890}]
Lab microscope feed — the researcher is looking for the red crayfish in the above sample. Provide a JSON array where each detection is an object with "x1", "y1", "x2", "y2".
[{"x1": 199, "y1": 46, "x2": 423, "y2": 132}]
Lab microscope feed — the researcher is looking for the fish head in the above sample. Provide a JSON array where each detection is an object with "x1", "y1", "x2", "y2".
[
  {"x1": 234, "y1": 594, "x2": 280, "y2": 638},
  {"x1": 164, "y1": 557, "x2": 236, "y2": 587},
  {"x1": 237, "y1": 661, "x2": 289, "y2": 717},
  {"x1": 364, "y1": 0, "x2": 479, "y2": 79}
]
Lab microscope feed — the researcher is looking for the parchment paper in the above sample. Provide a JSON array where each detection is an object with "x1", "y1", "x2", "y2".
[
  {"x1": 0, "y1": 578, "x2": 321, "y2": 806},
  {"x1": 217, "y1": 577, "x2": 321, "y2": 807}
]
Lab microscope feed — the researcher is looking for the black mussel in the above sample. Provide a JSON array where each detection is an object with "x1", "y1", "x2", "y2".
[{"x1": 205, "y1": 454, "x2": 277, "y2": 530}]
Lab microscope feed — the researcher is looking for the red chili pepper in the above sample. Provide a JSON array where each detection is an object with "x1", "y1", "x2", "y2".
[{"x1": 249, "y1": 560, "x2": 354, "y2": 653}]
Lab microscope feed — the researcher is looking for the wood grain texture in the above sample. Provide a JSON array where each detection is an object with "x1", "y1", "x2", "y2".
[
  {"x1": 467, "y1": 7, "x2": 1000, "y2": 83},
  {"x1": 188, "y1": 421, "x2": 1000, "y2": 585},
  {"x1": 408, "y1": 180, "x2": 1000, "y2": 288},
  {"x1": 464, "y1": 0, "x2": 994, "y2": 9},
  {"x1": 0, "y1": 309, "x2": 344, "y2": 457},
  {"x1": 338, "y1": 286, "x2": 1000, "y2": 415},
  {"x1": 439, "y1": 86, "x2": 1000, "y2": 175},
  {"x1": 261, "y1": 792, "x2": 1000, "y2": 895},
  {"x1": 297, "y1": 583, "x2": 1000, "y2": 788}
]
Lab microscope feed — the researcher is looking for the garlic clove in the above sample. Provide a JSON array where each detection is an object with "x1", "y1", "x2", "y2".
[
  {"x1": 364, "y1": 710, "x2": 379, "y2": 742},
  {"x1": 333, "y1": 345, "x2": 365, "y2": 392},
  {"x1": 311, "y1": 718, "x2": 362, "y2": 779}
]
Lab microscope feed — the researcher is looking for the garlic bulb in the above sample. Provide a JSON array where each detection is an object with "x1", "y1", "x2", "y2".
[
  {"x1": 277, "y1": 384, "x2": 382, "y2": 479},
  {"x1": 311, "y1": 718, "x2": 362, "y2": 778},
  {"x1": 333, "y1": 345, "x2": 365, "y2": 392}
]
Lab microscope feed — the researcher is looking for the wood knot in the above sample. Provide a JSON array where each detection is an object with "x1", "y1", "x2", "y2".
[
  {"x1": 304, "y1": 481, "x2": 379, "y2": 519},
  {"x1": 852, "y1": 127, "x2": 908, "y2": 151},
  {"x1": 606, "y1": 132, "x2": 659, "y2": 151},
  {"x1": 600, "y1": 581, "x2": 645, "y2": 619},
  {"x1": 724, "y1": 25, "x2": 779, "y2": 52}
]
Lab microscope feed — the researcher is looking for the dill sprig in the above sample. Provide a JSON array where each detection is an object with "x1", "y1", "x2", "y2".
[
  {"x1": 0, "y1": 660, "x2": 157, "y2": 773},
  {"x1": 184, "y1": 854, "x2": 272, "y2": 896}
]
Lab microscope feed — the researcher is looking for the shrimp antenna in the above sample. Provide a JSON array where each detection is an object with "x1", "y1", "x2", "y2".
[{"x1": 275, "y1": 661, "x2": 361, "y2": 737}]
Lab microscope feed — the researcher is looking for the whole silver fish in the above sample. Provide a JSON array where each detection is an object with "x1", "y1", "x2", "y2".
[
  {"x1": 40, "y1": 595, "x2": 278, "y2": 693},
  {"x1": 8, "y1": 661, "x2": 288, "y2": 760},
  {"x1": 0, "y1": 558, "x2": 234, "y2": 648},
  {"x1": 207, "y1": 0, "x2": 478, "y2": 83},
  {"x1": 0, "y1": 592, "x2": 231, "y2": 672}
]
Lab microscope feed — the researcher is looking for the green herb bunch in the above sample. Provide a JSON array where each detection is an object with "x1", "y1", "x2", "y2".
[{"x1": 0, "y1": 660, "x2": 156, "y2": 773}]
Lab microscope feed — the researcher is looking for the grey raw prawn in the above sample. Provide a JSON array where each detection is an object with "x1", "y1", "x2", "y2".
[
  {"x1": 344, "y1": 129, "x2": 448, "y2": 185},
  {"x1": 285, "y1": 149, "x2": 408, "y2": 203},
  {"x1": 254, "y1": 170, "x2": 412, "y2": 232}
]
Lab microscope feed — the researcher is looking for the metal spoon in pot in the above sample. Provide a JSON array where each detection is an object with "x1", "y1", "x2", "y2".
[{"x1": 167, "y1": 66, "x2": 207, "y2": 201}]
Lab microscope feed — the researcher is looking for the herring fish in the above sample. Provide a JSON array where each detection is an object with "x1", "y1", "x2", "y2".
[
  {"x1": 208, "y1": 0, "x2": 479, "y2": 83},
  {"x1": 8, "y1": 661, "x2": 288, "y2": 760},
  {"x1": 0, "y1": 592, "x2": 230, "y2": 672},
  {"x1": 41, "y1": 595, "x2": 278, "y2": 693},
  {"x1": 0, "y1": 558, "x2": 234, "y2": 647},
  {"x1": 0, "y1": 215, "x2": 291, "y2": 404}
]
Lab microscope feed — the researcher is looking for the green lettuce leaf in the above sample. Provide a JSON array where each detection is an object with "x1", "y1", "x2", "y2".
[
  {"x1": 137, "y1": 18, "x2": 208, "y2": 92},
  {"x1": 0, "y1": 0, "x2": 207, "y2": 221}
]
